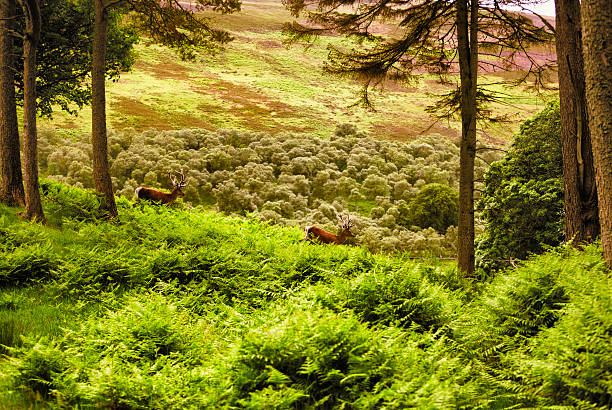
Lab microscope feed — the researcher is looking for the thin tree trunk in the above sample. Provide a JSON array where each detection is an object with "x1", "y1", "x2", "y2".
[
  {"x1": 92, "y1": 0, "x2": 117, "y2": 218},
  {"x1": 582, "y1": 0, "x2": 612, "y2": 268},
  {"x1": 0, "y1": 0, "x2": 25, "y2": 206},
  {"x1": 555, "y1": 0, "x2": 599, "y2": 245},
  {"x1": 456, "y1": 0, "x2": 478, "y2": 275},
  {"x1": 20, "y1": 0, "x2": 46, "y2": 222}
]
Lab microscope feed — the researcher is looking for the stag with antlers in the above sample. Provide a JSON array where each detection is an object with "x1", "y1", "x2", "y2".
[
  {"x1": 135, "y1": 169, "x2": 188, "y2": 205},
  {"x1": 303, "y1": 213, "x2": 356, "y2": 245}
]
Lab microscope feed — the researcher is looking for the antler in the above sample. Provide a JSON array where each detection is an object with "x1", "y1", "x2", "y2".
[
  {"x1": 168, "y1": 169, "x2": 188, "y2": 188},
  {"x1": 337, "y1": 213, "x2": 353, "y2": 229}
]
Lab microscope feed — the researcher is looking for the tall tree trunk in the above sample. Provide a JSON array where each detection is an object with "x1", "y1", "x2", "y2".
[
  {"x1": 555, "y1": 0, "x2": 599, "y2": 245},
  {"x1": 92, "y1": 0, "x2": 117, "y2": 218},
  {"x1": 0, "y1": 0, "x2": 25, "y2": 206},
  {"x1": 582, "y1": 0, "x2": 612, "y2": 268},
  {"x1": 20, "y1": 0, "x2": 45, "y2": 222},
  {"x1": 456, "y1": 0, "x2": 478, "y2": 275}
]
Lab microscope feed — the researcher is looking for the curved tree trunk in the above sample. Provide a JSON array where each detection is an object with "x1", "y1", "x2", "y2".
[
  {"x1": 0, "y1": 0, "x2": 25, "y2": 206},
  {"x1": 20, "y1": 0, "x2": 46, "y2": 222},
  {"x1": 92, "y1": 0, "x2": 117, "y2": 218},
  {"x1": 582, "y1": 0, "x2": 612, "y2": 268},
  {"x1": 457, "y1": 0, "x2": 478, "y2": 275},
  {"x1": 555, "y1": 0, "x2": 599, "y2": 245}
]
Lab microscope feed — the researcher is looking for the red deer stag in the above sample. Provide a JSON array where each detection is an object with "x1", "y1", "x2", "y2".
[
  {"x1": 303, "y1": 214, "x2": 355, "y2": 245},
  {"x1": 135, "y1": 169, "x2": 188, "y2": 205}
]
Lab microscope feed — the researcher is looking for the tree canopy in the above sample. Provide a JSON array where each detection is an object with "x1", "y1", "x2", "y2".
[{"x1": 12, "y1": 0, "x2": 137, "y2": 116}]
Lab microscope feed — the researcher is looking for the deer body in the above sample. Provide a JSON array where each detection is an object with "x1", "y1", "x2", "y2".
[
  {"x1": 134, "y1": 186, "x2": 183, "y2": 204},
  {"x1": 303, "y1": 214, "x2": 355, "y2": 245},
  {"x1": 135, "y1": 170, "x2": 188, "y2": 205}
]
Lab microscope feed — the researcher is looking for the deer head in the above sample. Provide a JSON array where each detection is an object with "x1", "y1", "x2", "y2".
[
  {"x1": 337, "y1": 213, "x2": 356, "y2": 240},
  {"x1": 168, "y1": 169, "x2": 188, "y2": 197}
]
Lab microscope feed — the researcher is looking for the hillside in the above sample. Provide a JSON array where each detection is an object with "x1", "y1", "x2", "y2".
[
  {"x1": 0, "y1": 183, "x2": 610, "y2": 408},
  {"x1": 39, "y1": 0, "x2": 556, "y2": 143},
  {"x1": 32, "y1": 0, "x2": 562, "y2": 258}
]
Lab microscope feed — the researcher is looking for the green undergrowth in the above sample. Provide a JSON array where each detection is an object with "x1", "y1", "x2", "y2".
[{"x1": 0, "y1": 182, "x2": 610, "y2": 408}]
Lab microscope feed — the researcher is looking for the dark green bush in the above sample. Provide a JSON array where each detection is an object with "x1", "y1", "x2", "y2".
[
  {"x1": 148, "y1": 249, "x2": 189, "y2": 284},
  {"x1": 455, "y1": 248, "x2": 571, "y2": 361},
  {"x1": 230, "y1": 305, "x2": 482, "y2": 408},
  {"x1": 41, "y1": 179, "x2": 107, "y2": 223},
  {"x1": 3, "y1": 294, "x2": 221, "y2": 408},
  {"x1": 8, "y1": 337, "x2": 70, "y2": 399},
  {"x1": 333, "y1": 247, "x2": 375, "y2": 277},
  {"x1": 188, "y1": 251, "x2": 287, "y2": 306},
  {"x1": 0, "y1": 225, "x2": 47, "y2": 251},
  {"x1": 56, "y1": 250, "x2": 138, "y2": 297},
  {"x1": 404, "y1": 183, "x2": 458, "y2": 233},
  {"x1": 230, "y1": 308, "x2": 399, "y2": 408},
  {"x1": 477, "y1": 101, "x2": 563, "y2": 272},
  {"x1": 509, "y1": 295, "x2": 612, "y2": 408},
  {"x1": 290, "y1": 252, "x2": 329, "y2": 283},
  {"x1": 499, "y1": 244, "x2": 612, "y2": 408}
]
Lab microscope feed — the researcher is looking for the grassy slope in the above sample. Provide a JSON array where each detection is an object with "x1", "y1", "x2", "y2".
[
  {"x1": 39, "y1": 0, "x2": 556, "y2": 143},
  {"x1": 0, "y1": 185, "x2": 610, "y2": 408},
  {"x1": 0, "y1": 185, "x2": 612, "y2": 409}
]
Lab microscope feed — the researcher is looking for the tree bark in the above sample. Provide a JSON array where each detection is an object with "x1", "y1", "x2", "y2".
[
  {"x1": 92, "y1": 0, "x2": 117, "y2": 218},
  {"x1": 456, "y1": 0, "x2": 478, "y2": 275},
  {"x1": 0, "y1": 0, "x2": 25, "y2": 206},
  {"x1": 20, "y1": 0, "x2": 46, "y2": 222},
  {"x1": 582, "y1": 0, "x2": 612, "y2": 268},
  {"x1": 555, "y1": 0, "x2": 599, "y2": 245}
]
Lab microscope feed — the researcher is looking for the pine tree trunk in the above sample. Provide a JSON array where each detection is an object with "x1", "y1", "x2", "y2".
[
  {"x1": 456, "y1": 0, "x2": 478, "y2": 275},
  {"x1": 92, "y1": 0, "x2": 117, "y2": 218},
  {"x1": 582, "y1": 0, "x2": 612, "y2": 268},
  {"x1": 0, "y1": 0, "x2": 25, "y2": 206},
  {"x1": 21, "y1": 0, "x2": 46, "y2": 223},
  {"x1": 555, "y1": 0, "x2": 599, "y2": 244}
]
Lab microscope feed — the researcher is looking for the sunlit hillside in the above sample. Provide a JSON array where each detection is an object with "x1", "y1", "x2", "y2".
[{"x1": 40, "y1": 0, "x2": 557, "y2": 143}]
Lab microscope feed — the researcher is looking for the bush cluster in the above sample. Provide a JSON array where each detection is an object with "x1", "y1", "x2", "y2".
[{"x1": 39, "y1": 125, "x2": 496, "y2": 255}]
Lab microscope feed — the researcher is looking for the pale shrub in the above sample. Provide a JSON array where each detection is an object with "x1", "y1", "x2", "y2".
[{"x1": 38, "y1": 125, "x2": 496, "y2": 256}]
